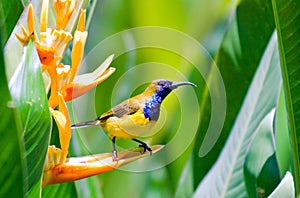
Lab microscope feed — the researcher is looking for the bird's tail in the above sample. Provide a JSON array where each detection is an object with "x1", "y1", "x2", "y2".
[{"x1": 71, "y1": 119, "x2": 100, "y2": 129}]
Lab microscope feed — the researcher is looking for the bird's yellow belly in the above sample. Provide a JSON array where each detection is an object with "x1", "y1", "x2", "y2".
[{"x1": 101, "y1": 111, "x2": 156, "y2": 139}]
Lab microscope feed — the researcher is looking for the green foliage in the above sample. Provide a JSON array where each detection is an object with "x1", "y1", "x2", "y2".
[
  {"x1": 42, "y1": 182, "x2": 78, "y2": 197},
  {"x1": 9, "y1": 40, "x2": 51, "y2": 196},
  {"x1": 272, "y1": 0, "x2": 300, "y2": 193},
  {"x1": 193, "y1": 32, "x2": 282, "y2": 197},
  {"x1": 0, "y1": 0, "x2": 23, "y2": 46},
  {"x1": 275, "y1": 87, "x2": 291, "y2": 177},
  {"x1": 193, "y1": 0, "x2": 276, "y2": 185},
  {"x1": 0, "y1": 21, "x2": 24, "y2": 198}
]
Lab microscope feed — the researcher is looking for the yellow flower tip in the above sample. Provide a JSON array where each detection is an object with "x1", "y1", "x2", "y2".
[
  {"x1": 51, "y1": 108, "x2": 70, "y2": 162},
  {"x1": 50, "y1": 93, "x2": 71, "y2": 164},
  {"x1": 40, "y1": 0, "x2": 49, "y2": 32},
  {"x1": 27, "y1": 4, "x2": 34, "y2": 33},
  {"x1": 36, "y1": 43, "x2": 56, "y2": 65},
  {"x1": 68, "y1": 31, "x2": 88, "y2": 84},
  {"x1": 20, "y1": 25, "x2": 29, "y2": 37},
  {"x1": 27, "y1": 4, "x2": 39, "y2": 42},
  {"x1": 15, "y1": 25, "x2": 32, "y2": 46},
  {"x1": 44, "y1": 145, "x2": 63, "y2": 171},
  {"x1": 15, "y1": 33, "x2": 27, "y2": 46},
  {"x1": 54, "y1": 0, "x2": 76, "y2": 30},
  {"x1": 42, "y1": 145, "x2": 164, "y2": 186},
  {"x1": 77, "y1": 9, "x2": 86, "y2": 32}
]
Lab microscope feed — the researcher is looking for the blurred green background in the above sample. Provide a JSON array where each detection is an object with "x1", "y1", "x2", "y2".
[{"x1": 5, "y1": 0, "x2": 298, "y2": 197}]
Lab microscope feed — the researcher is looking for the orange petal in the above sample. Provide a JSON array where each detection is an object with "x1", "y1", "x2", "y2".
[
  {"x1": 63, "y1": 54, "x2": 115, "y2": 101},
  {"x1": 27, "y1": 4, "x2": 39, "y2": 42},
  {"x1": 64, "y1": 67, "x2": 115, "y2": 102},
  {"x1": 36, "y1": 43, "x2": 56, "y2": 65},
  {"x1": 46, "y1": 60, "x2": 60, "y2": 109},
  {"x1": 77, "y1": 9, "x2": 86, "y2": 32},
  {"x1": 42, "y1": 145, "x2": 163, "y2": 186},
  {"x1": 51, "y1": 93, "x2": 71, "y2": 163},
  {"x1": 68, "y1": 30, "x2": 88, "y2": 84},
  {"x1": 54, "y1": 0, "x2": 76, "y2": 30}
]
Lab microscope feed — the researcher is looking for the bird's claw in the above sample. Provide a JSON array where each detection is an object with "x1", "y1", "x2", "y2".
[
  {"x1": 138, "y1": 144, "x2": 152, "y2": 155},
  {"x1": 112, "y1": 149, "x2": 118, "y2": 162}
]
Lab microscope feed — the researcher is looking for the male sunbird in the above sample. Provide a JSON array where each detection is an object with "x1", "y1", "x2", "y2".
[{"x1": 71, "y1": 79, "x2": 196, "y2": 161}]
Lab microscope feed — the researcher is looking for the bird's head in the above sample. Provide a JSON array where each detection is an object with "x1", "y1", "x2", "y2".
[{"x1": 144, "y1": 79, "x2": 196, "y2": 103}]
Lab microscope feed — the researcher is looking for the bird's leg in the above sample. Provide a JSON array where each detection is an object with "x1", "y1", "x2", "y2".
[
  {"x1": 112, "y1": 136, "x2": 118, "y2": 161},
  {"x1": 132, "y1": 138, "x2": 152, "y2": 155}
]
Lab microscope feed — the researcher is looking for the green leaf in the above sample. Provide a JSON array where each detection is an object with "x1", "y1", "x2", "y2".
[
  {"x1": 0, "y1": 0, "x2": 23, "y2": 47},
  {"x1": 272, "y1": 0, "x2": 300, "y2": 194},
  {"x1": 193, "y1": 32, "x2": 281, "y2": 197},
  {"x1": 9, "y1": 40, "x2": 51, "y2": 195},
  {"x1": 4, "y1": 1, "x2": 43, "y2": 80},
  {"x1": 27, "y1": 180, "x2": 43, "y2": 198},
  {"x1": 244, "y1": 110, "x2": 280, "y2": 197},
  {"x1": 275, "y1": 87, "x2": 291, "y2": 177},
  {"x1": 0, "y1": 24, "x2": 24, "y2": 198},
  {"x1": 194, "y1": 0, "x2": 276, "y2": 184},
  {"x1": 42, "y1": 182, "x2": 77, "y2": 198},
  {"x1": 268, "y1": 172, "x2": 295, "y2": 198}
]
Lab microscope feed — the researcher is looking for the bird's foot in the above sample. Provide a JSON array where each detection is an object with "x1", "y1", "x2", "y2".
[
  {"x1": 112, "y1": 149, "x2": 118, "y2": 162},
  {"x1": 112, "y1": 137, "x2": 118, "y2": 161},
  {"x1": 138, "y1": 144, "x2": 152, "y2": 155},
  {"x1": 132, "y1": 138, "x2": 152, "y2": 155}
]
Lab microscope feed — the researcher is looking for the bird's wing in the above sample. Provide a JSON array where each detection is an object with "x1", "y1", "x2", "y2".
[{"x1": 98, "y1": 99, "x2": 140, "y2": 121}]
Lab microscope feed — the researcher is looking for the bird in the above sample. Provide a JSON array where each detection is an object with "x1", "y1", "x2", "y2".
[{"x1": 71, "y1": 79, "x2": 196, "y2": 161}]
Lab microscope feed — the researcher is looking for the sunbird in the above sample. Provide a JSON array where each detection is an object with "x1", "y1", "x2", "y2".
[{"x1": 71, "y1": 79, "x2": 196, "y2": 161}]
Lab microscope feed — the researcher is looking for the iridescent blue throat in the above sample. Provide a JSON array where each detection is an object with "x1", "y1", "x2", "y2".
[{"x1": 143, "y1": 88, "x2": 172, "y2": 121}]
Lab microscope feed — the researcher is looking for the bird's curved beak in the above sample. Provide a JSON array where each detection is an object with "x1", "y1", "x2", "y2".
[{"x1": 170, "y1": 81, "x2": 197, "y2": 90}]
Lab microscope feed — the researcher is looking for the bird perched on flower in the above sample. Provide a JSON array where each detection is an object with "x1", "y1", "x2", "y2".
[{"x1": 71, "y1": 79, "x2": 196, "y2": 161}]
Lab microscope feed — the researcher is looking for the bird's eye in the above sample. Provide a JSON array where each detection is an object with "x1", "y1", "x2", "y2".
[{"x1": 158, "y1": 81, "x2": 166, "y2": 86}]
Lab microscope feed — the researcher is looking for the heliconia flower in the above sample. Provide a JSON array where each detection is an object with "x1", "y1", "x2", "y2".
[
  {"x1": 42, "y1": 145, "x2": 164, "y2": 186},
  {"x1": 46, "y1": 9, "x2": 115, "y2": 108},
  {"x1": 15, "y1": 1, "x2": 115, "y2": 109}
]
